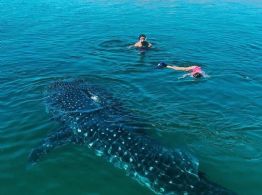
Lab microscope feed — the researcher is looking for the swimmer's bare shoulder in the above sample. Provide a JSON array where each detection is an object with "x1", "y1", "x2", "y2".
[{"x1": 134, "y1": 41, "x2": 142, "y2": 47}]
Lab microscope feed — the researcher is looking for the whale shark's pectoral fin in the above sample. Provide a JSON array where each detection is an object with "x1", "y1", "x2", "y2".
[{"x1": 29, "y1": 128, "x2": 74, "y2": 164}]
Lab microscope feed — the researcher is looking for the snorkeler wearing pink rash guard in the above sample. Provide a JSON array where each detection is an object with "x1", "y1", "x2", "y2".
[{"x1": 157, "y1": 62, "x2": 204, "y2": 78}]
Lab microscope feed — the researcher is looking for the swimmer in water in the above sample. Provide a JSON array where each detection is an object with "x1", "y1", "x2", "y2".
[
  {"x1": 156, "y1": 62, "x2": 205, "y2": 78},
  {"x1": 134, "y1": 34, "x2": 152, "y2": 48}
]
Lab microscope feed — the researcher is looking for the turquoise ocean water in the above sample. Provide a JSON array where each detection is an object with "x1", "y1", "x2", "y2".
[{"x1": 1, "y1": 0, "x2": 262, "y2": 194}]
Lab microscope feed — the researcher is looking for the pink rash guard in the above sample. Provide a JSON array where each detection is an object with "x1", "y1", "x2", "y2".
[{"x1": 191, "y1": 66, "x2": 202, "y2": 76}]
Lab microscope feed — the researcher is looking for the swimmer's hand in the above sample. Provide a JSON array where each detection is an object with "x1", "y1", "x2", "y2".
[
  {"x1": 156, "y1": 62, "x2": 167, "y2": 69},
  {"x1": 128, "y1": 45, "x2": 134, "y2": 49},
  {"x1": 178, "y1": 73, "x2": 191, "y2": 80}
]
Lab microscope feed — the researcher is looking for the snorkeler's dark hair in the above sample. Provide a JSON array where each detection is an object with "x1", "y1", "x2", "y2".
[
  {"x1": 193, "y1": 72, "x2": 203, "y2": 78},
  {"x1": 138, "y1": 34, "x2": 147, "y2": 39}
]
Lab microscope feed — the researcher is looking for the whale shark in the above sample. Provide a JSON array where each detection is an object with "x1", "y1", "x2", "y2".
[{"x1": 29, "y1": 80, "x2": 235, "y2": 195}]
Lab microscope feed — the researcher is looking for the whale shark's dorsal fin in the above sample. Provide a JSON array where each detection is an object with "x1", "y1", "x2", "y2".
[{"x1": 28, "y1": 128, "x2": 74, "y2": 164}]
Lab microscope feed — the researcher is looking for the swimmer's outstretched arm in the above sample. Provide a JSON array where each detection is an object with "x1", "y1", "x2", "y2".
[
  {"x1": 133, "y1": 42, "x2": 152, "y2": 48},
  {"x1": 166, "y1": 65, "x2": 196, "y2": 72},
  {"x1": 134, "y1": 42, "x2": 141, "y2": 47},
  {"x1": 128, "y1": 45, "x2": 135, "y2": 49}
]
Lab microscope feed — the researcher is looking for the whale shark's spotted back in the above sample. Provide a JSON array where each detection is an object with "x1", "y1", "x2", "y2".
[{"x1": 29, "y1": 80, "x2": 235, "y2": 195}]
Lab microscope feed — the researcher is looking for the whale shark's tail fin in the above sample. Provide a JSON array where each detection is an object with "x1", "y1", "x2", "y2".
[{"x1": 28, "y1": 128, "x2": 74, "y2": 164}]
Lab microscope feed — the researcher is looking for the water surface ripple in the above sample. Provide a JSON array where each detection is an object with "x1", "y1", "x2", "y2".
[{"x1": 1, "y1": 0, "x2": 262, "y2": 194}]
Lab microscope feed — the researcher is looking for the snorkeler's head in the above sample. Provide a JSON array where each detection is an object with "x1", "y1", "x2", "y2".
[
  {"x1": 138, "y1": 34, "x2": 147, "y2": 41},
  {"x1": 193, "y1": 72, "x2": 203, "y2": 78}
]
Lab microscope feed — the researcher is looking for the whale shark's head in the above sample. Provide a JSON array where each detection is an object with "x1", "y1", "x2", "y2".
[
  {"x1": 45, "y1": 80, "x2": 125, "y2": 131},
  {"x1": 46, "y1": 80, "x2": 105, "y2": 113}
]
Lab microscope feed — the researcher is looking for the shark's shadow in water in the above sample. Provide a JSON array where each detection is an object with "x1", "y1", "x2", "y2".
[{"x1": 29, "y1": 80, "x2": 235, "y2": 195}]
